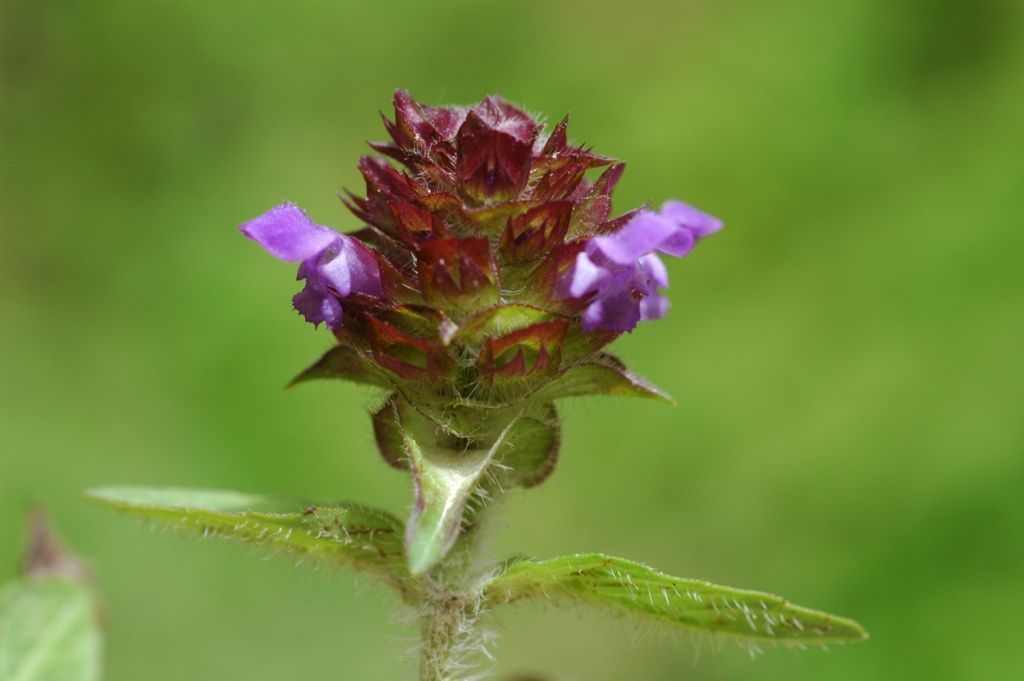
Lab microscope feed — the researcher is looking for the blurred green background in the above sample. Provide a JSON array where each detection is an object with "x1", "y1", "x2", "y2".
[{"x1": 2, "y1": 0, "x2": 1022, "y2": 679}]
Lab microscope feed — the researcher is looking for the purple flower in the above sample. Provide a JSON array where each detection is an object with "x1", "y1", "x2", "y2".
[
  {"x1": 561, "y1": 201, "x2": 721, "y2": 332},
  {"x1": 240, "y1": 204, "x2": 382, "y2": 328}
]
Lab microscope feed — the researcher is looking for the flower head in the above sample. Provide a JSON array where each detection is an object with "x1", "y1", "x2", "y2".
[
  {"x1": 239, "y1": 91, "x2": 722, "y2": 570},
  {"x1": 239, "y1": 91, "x2": 720, "y2": 486},
  {"x1": 240, "y1": 91, "x2": 719, "y2": 340}
]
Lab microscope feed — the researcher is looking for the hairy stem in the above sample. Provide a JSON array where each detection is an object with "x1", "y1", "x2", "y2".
[
  {"x1": 418, "y1": 527, "x2": 489, "y2": 681},
  {"x1": 419, "y1": 595, "x2": 476, "y2": 681}
]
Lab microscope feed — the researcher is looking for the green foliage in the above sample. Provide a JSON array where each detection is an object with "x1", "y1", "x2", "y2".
[
  {"x1": 485, "y1": 554, "x2": 867, "y2": 646},
  {"x1": 85, "y1": 487, "x2": 411, "y2": 595},
  {"x1": 375, "y1": 393, "x2": 561, "y2": 576},
  {"x1": 0, "y1": 577, "x2": 101, "y2": 681},
  {"x1": 401, "y1": 417, "x2": 516, "y2": 576},
  {"x1": 1, "y1": 511, "x2": 101, "y2": 681}
]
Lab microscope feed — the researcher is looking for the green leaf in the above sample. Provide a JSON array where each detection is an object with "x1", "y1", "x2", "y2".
[
  {"x1": 377, "y1": 395, "x2": 560, "y2": 573},
  {"x1": 85, "y1": 487, "x2": 411, "y2": 595},
  {"x1": 485, "y1": 554, "x2": 867, "y2": 646},
  {"x1": 535, "y1": 354, "x2": 673, "y2": 403},
  {"x1": 0, "y1": 577, "x2": 101, "y2": 681},
  {"x1": 289, "y1": 345, "x2": 392, "y2": 389},
  {"x1": 402, "y1": 409, "x2": 519, "y2": 576}
]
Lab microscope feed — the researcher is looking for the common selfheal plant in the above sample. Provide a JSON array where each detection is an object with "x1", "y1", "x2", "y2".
[{"x1": 88, "y1": 91, "x2": 866, "y2": 681}]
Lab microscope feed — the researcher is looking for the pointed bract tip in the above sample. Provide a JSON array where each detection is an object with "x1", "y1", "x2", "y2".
[{"x1": 21, "y1": 506, "x2": 90, "y2": 583}]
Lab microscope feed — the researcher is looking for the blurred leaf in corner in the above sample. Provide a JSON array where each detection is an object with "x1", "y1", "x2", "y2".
[{"x1": 0, "y1": 508, "x2": 103, "y2": 681}]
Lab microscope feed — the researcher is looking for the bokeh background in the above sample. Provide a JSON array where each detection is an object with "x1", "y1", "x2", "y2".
[{"x1": 2, "y1": 0, "x2": 1022, "y2": 679}]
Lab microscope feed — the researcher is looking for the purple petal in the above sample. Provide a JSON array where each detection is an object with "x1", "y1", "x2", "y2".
[
  {"x1": 660, "y1": 200, "x2": 723, "y2": 239},
  {"x1": 639, "y1": 291, "x2": 670, "y2": 320},
  {"x1": 315, "y1": 239, "x2": 382, "y2": 297},
  {"x1": 565, "y1": 252, "x2": 608, "y2": 298},
  {"x1": 239, "y1": 204, "x2": 339, "y2": 261},
  {"x1": 241, "y1": 202, "x2": 384, "y2": 331},
  {"x1": 581, "y1": 281, "x2": 641, "y2": 332},
  {"x1": 639, "y1": 253, "x2": 669, "y2": 290},
  {"x1": 656, "y1": 228, "x2": 694, "y2": 258},
  {"x1": 589, "y1": 211, "x2": 678, "y2": 265},
  {"x1": 292, "y1": 286, "x2": 343, "y2": 328},
  {"x1": 555, "y1": 198, "x2": 720, "y2": 332}
]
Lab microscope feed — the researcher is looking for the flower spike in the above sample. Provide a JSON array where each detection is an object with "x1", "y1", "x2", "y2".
[{"x1": 240, "y1": 92, "x2": 721, "y2": 570}]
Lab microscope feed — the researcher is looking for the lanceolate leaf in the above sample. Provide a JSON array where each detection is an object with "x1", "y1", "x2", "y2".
[
  {"x1": 85, "y1": 487, "x2": 411, "y2": 595},
  {"x1": 534, "y1": 353, "x2": 673, "y2": 403},
  {"x1": 485, "y1": 554, "x2": 867, "y2": 646},
  {"x1": 402, "y1": 408, "x2": 519, "y2": 576},
  {"x1": 0, "y1": 578, "x2": 101, "y2": 681}
]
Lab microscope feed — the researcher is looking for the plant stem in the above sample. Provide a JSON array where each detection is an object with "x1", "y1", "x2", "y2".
[
  {"x1": 419, "y1": 595, "x2": 472, "y2": 681},
  {"x1": 418, "y1": 528, "x2": 487, "y2": 681}
]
